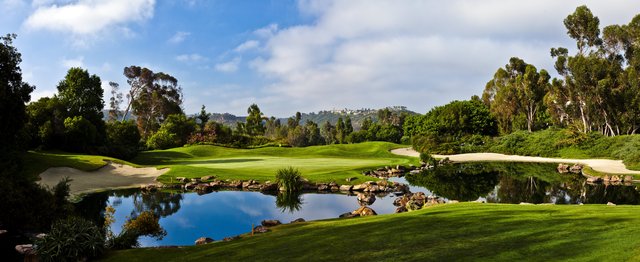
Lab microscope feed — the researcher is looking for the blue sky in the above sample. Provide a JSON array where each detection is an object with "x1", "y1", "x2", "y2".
[{"x1": 2, "y1": 0, "x2": 640, "y2": 117}]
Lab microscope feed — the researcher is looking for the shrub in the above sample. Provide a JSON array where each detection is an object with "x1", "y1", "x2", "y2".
[
  {"x1": 146, "y1": 129, "x2": 179, "y2": 150},
  {"x1": 35, "y1": 216, "x2": 105, "y2": 262},
  {"x1": 105, "y1": 120, "x2": 140, "y2": 159},
  {"x1": 276, "y1": 167, "x2": 303, "y2": 193}
]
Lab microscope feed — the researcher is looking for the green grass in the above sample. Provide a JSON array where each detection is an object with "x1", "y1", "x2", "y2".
[
  {"x1": 99, "y1": 203, "x2": 640, "y2": 261},
  {"x1": 22, "y1": 151, "x2": 139, "y2": 180},
  {"x1": 134, "y1": 142, "x2": 416, "y2": 184}
]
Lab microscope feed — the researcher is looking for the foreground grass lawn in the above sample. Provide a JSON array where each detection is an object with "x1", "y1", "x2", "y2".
[
  {"x1": 134, "y1": 142, "x2": 416, "y2": 184},
  {"x1": 100, "y1": 203, "x2": 640, "y2": 261}
]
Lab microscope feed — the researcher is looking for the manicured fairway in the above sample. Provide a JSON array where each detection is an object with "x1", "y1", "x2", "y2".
[
  {"x1": 133, "y1": 142, "x2": 417, "y2": 184},
  {"x1": 99, "y1": 203, "x2": 640, "y2": 261}
]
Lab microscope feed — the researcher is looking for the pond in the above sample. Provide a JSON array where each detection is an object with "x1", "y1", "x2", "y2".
[{"x1": 76, "y1": 162, "x2": 640, "y2": 247}]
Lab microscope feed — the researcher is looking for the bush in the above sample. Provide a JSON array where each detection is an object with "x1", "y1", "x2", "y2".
[
  {"x1": 275, "y1": 167, "x2": 303, "y2": 193},
  {"x1": 35, "y1": 216, "x2": 105, "y2": 262},
  {"x1": 146, "y1": 129, "x2": 179, "y2": 150},
  {"x1": 108, "y1": 211, "x2": 166, "y2": 249},
  {"x1": 105, "y1": 120, "x2": 140, "y2": 159}
]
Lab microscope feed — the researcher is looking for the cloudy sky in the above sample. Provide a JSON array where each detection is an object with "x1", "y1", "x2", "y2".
[{"x1": 2, "y1": 0, "x2": 640, "y2": 117}]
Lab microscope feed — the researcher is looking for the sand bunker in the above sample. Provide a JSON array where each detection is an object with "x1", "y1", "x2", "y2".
[
  {"x1": 38, "y1": 162, "x2": 168, "y2": 195},
  {"x1": 391, "y1": 148, "x2": 640, "y2": 175}
]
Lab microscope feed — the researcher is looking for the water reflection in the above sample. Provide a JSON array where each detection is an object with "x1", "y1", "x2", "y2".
[
  {"x1": 405, "y1": 162, "x2": 640, "y2": 205},
  {"x1": 76, "y1": 162, "x2": 640, "y2": 247}
]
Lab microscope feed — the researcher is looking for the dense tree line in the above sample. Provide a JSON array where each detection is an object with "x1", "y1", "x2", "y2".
[{"x1": 483, "y1": 6, "x2": 640, "y2": 137}]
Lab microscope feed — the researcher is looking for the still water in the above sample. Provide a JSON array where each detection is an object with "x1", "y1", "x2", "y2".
[{"x1": 77, "y1": 162, "x2": 640, "y2": 247}]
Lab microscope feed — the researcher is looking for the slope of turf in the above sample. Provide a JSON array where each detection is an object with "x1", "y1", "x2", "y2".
[
  {"x1": 133, "y1": 142, "x2": 416, "y2": 184},
  {"x1": 100, "y1": 203, "x2": 640, "y2": 261}
]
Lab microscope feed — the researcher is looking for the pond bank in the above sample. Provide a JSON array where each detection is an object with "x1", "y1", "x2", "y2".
[{"x1": 390, "y1": 148, "x2": 640, "y2": 175}]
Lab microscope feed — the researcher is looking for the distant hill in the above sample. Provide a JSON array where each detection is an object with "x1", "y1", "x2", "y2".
[{"x1": 105, "y1": 106, "x2": 418, "y2": 130}]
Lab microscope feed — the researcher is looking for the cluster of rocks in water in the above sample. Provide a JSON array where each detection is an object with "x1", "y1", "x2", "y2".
[
  {"x1": 194, "y1": 218, "x2": 306, "y2": 245},
  {"x1": 556, "y1": 163, "x2": 635, "y2": 185}
]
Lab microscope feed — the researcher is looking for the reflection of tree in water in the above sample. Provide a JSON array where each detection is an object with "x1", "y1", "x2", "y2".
[
  {"x1": 583, "y1": 184, "x2": 640, "y2": 204},
  {"x1": 405, "y1": 163, "x2": 499, "y2": 201},
  {"x1": 496, "y1": 175, "x2": 550, "y2": 204},
  {"x1": 74, "y1": 192, "x2": 109, "y2": 227},
  {"x1": 75, "y1": 190, "x2": 184, "y2": 226},
  {"x1": 403, "y1": 162, "x2": 630, "y2": 204},
  {"x1": 275, "y1": 192, "x2": 303, "y2": 213},
  {"x1": 129, "y1": 191, "x2": 183, "y2": 218}
]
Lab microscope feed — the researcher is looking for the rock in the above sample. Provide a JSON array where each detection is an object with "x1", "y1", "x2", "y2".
[
  {"x1": 290, "y1": 218, "x2": 306, "y2": 223},
  {"x1": 15, "y1": 244, "x2": 35, "y2": 255},
  {"x1": 367, "y1": 185, "x2": 380, "y2": 193},
  {"x1": 329, "y1": 182, "x2": 338, "y2": 187},
  {"x1": 345, "y1": 177, "x2": 358, "y2": 182},
  {"x1": 330, "y1": 186, "x2": 340, "y2": 191},
  {"x1": 261, "y1": 220, "x2": 282, "y2": 227},
  {"x1": 253, "y1": 225, "x2": 269, "y2": 233},
  {"x1": 176, "y1": 177, "x2": 188, "y2": 182},
  {"x1": 352, "y1": 206, "x2": 377, "y2": 216},
  {"x1": 352, "y1": 184, "x2": 366, "y2": 191},
  {"x1": 448, "y1": 200, "x2": 460, "y2": 204},
  {"x1": 194, "y1": 183, "x2": 210, "y2": 191},
  {"x1": 227, "y1": 181, "x2": 242, "y2": 188},
  {"x1": 624, "y1": 175, "x2": 634, "y2": 182},
  {"x1": 260, "y1": 183, "x2": 278, "y2": 192},
  {"x1": 569, "y1": 164, "x2": 583, "y2": 173},
  {"x1": 412, "y1": 192, "x2": 426, "y2": 205},
  {"x1": 242, "y1": 181, "x2": 251, "y2": 188},
  {"x1": 405, "y1": 200, "x2": 422, "y2": 211},
  {"x1": 201, "y1": 176, "x2": 214, "y2": 181},
  {"x1": 557, "y1": 163, "x2": 569, "y2": 173},
  {"x1": 393, "y1": 195, "x2": 410, "y2": 207},
  {"x1": 339, "y1": 185, "x2": 353, "y2": 191},
  {"x1": 317, "y1": 184, "x2": 329, "y2": 191},
  {"x1": 195, "y1": 237, "x2": 214, "y2": 245},
  {"x1": 247, "y1": 184, "x2": 262, "y2": 190},
  {"x1": 610, "y1": 175, "x2": 621, "y2": 183},
  {"x1": 184, "y1": 182, "x2": 196, "y2": 190},
  {"x1": 519, "y1": 202, "x2": 534, "y2": 205},
  {"x1": 395, "y1": 206, "x2": 407, "y2": 213},
  {"x1": 0, "y1": 230, "x2": 7, "y2": 235},
  {"x1": 339, "y1": 212, "x2": 358, "y2": 218},
  {"x1": 603, "y1": 175, "x2": 611, "y2": 182},
  {"x1": 357, "y1": 193, "x2": 376, "y2": 206},
  {"x1": 223, "y1": 236, "x2": 240, "y2": 242},
  {"x1": 586, "y1": 176, "x2": 602, "y2": 183},
  {"x1": 607, "y1": 202, "x2": 617, "y2": 206}
]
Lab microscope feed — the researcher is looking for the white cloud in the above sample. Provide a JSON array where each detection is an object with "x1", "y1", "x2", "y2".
[
  {"x1": 61, "y1": 56, "x2": 84, "y2": 68},
  {"x1": 249, "y1": 0, "x2": 640, "y2": 115},
  {"x1": 214, "y1": 57, "x2": 241, "y2": 73},
  {"x1": 168, "y1": 31, "x2": 190, "y2": 44},
  {"x1": 24, "y1": 0, "x2": 155, "y2": 35},
  {"x1": 254, "y1": 23, "x2": 278, "y2": 38},
  {"x1": 176, "y1": 53, "x2": 207, "y2": 63},
  {"x1": 234, "y1": 40, "x2": 259, "y2": 52}
]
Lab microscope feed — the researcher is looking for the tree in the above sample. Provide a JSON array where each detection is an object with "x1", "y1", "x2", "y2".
[
  {"x1": 304, "y1": 120, "x2": 323, "y2": 146},
  {"x1": 564, "y1": 5, "x2": 602, "y2": 54},
  {"x1": 146, "y1": 114, "x2": 196, "y2": 149},
  {"x1": 320, "y1": 121, "x2": 336, "y2": 145},
  {"x1": 108, "y1": 82, "x2": 123, "y2": 122},
  {"x1": 197, "y1": 105, "x2": 210, "y2": 131},
  {"x1": 335, "y1": 117, "x2": 346, "y2": 144},
  {"x1": 0, "y1": 33, "x2": 35, "y2": 169},
  {"x1": 105, "y1": 120, "x2": 140, "y2": 159},
  {"x1": 245, "y1": 103, "x2": 265, "y2": 136},
  {"x1": 123, "y1": 66, "x2": 183, "y2": 138},
  {"x1": 483, "y1": 57, "x2": 550, "y2": 133},
  {"x1": 549, "y1": 6, "x2": 629, "y2": 136},
  {"x1": 344, "y1": 116, "x2": 354, "y2": 134}
]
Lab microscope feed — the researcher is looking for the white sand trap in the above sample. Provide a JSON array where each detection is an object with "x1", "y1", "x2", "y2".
[
  {"x1": 391, "y1": 148, "x2": 640, "y2": 175},
  {"x1": 38, "y1": 162, "x2": 168, "y2": 195}
]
